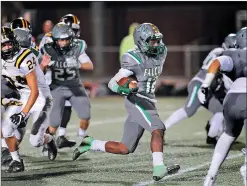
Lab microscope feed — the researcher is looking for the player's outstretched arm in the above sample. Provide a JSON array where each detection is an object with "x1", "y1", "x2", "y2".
[
  {"x1": 22, "y1": 70, "x2": 39, "y2": 115},
  {"x1": 80, "y1": 62, "x2": 94, "y2": 71}
]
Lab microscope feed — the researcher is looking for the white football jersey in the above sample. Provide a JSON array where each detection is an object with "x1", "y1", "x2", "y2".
[
  {"x1": 2, "y1": 48, "x2": 51, "y2": 98},
  {"x1": 201, "y1": 47, "x2": 224, "y2": 70}
]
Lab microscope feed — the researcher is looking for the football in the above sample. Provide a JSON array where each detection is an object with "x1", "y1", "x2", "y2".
[{"x1": 118, "y1": 77, "x2": 138, "y2": 89}]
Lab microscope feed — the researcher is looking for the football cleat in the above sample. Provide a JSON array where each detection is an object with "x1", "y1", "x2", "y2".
[
  {"x1": 6, "y1": 159, "x2": 25, "y2": 173},
  {"x1": 72, "y1": 136, "x2": 94, "y2": 161},
  {"x1": 47, "y1": 138, "x2": 58, "y2": 161},
  {"x1": 153, "y1": 164, "x2": 180, "y2": 181},
  {"x1": 56, "y1": 136, "x2": 76, "y2": 149}
]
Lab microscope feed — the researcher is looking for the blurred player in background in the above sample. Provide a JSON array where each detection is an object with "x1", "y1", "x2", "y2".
[
  {"x1": 73, "y1": 23, "x2": 180, "y2": 181},
  {"x1": 198, "y1": 27, "x2": 247, "y2": 186},
  {"x1": 163, "y1": 33, "x2": 236, "y2": 145},
  {"x1": 40, "y1": 22, "x2": 93, "y2": 152},
  {"x1": 39, "y1": 14, "x2": 82, "y2": 149}
]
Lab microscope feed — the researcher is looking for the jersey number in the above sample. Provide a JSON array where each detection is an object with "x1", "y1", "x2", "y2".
[
  {"x1": 146, "y1": 77, "x2": 157, "y2": 94},
  {"x1": 27, "y1": 57, "x2": 36, "y2": 70},
  {"x1": 54, "y1": 68, "x2": 77, "y2": 81}
]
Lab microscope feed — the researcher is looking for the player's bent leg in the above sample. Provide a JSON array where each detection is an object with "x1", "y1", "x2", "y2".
[
  {"x1": 49, "y1": 88, "x2": 66, "y2": 135},
  {"x1": 204, "y1": 93, "x2": 246, "y2": 185},
  {"x1": 164, "y1": 80, "x2": 202, "y2": 130},
  {"x1": 32, "y1": 97, "x2": 57, "y2": 160},
  {"x1": 56, "y1": 101, "x2": 75, "y2": 149},
  {"x1": 72, "y1": 116, "x2": 144, "y2": 160},
  {"x1": 69, "y1": 89, "x2": 91, "y2": 138},
  {"x1": 2, "y1": 105, "x2": 24, "y2": 172},
  {"x1": 126, "y1": 96, "x2": 180, "y2": 181}
]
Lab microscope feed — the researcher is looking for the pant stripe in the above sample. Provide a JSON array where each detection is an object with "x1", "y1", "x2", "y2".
[
  {"x1": 135, "y1": 103, "x2": 152, "y2": 126},
  {"x1": 187, "y1": 85, "x2": 199, "y2": 108}
]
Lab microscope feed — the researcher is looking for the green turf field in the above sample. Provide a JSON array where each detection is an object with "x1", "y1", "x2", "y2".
[{"x1": 1, "y1": 97, "x2": 246, "y2": 186}]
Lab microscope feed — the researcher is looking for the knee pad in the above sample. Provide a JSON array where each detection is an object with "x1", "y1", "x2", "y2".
[
  {"x1": 29, "y1": 134, "x2": 44, "y2": 147},
  {"x1": 1, "y1": 122, "x2": 15, "y2": 138}
]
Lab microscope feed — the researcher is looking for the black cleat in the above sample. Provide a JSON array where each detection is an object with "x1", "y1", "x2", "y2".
[
  {"x1": 1, "y1": 147, "x2": 12, "y2": 165},
  {"x1": 47, "y1": 138, "x2": 57, "y2": 161},
  {"x1": 72, "y1": 148, "x2": 81, "y2": 161},
  {"x1": 167, "y1": 164, "x2": 180, "y2": 175},
  {"x1": 6, "y1": 159, "x2": 25, "y2": 173},
  {"x1": 56, "y1": 136, "x2": 76, "y2": 149}
]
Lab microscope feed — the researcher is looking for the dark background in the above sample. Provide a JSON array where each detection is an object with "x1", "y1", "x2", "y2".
[{"x1": 2, "y1": 1, "x2": 247, "y2": 78}]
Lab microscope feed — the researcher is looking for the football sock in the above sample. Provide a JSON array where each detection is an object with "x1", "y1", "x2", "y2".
[
  {"x1": 208, "y1": 112, "x2": 224, "y2": 138},
  {"x1": 90, "y1": 140, "x2": 106, "y2": 152},
  {"x1": 164, "y1": 108, "x2": 188, "y2": 130},
  {"x1": 58, "y1": 127, "x2": 66, "y2": 137},
  {"x1": 207, "y1": 132, "x2": 235, "y2": 177},
  {"x1": 152, "y1": 152, "x2": 164, "y2": 167},
  {"x1": 78, "y1": 128, "x2": 87, "y2": 138},
  {"x1": 10, "y1": 151, "x2": 21, "y2": 162}
]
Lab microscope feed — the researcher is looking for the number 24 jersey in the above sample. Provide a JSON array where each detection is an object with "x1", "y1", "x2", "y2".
[{"x1": 1, "y1": 47, "x2": 51, "y2": 98}]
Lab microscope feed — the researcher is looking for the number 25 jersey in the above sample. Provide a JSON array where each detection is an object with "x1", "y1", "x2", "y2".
[
  {"x1": 1, "y1": 48, "x2": 51, "y2": 98},
  {"x1": 41, "y1": 39, "x2": 89, "y2": 87}
]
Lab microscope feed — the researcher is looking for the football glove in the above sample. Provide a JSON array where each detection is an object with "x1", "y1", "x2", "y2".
[
  {"x1": 10, "y1": 112, "x2": 27, "y2": 127},
  {"x1": 117, "y1": 86, "x2": 139, "y2": 96},
  {"x1": 198, "y1": 86, "x2": 209, "y2": 104}
]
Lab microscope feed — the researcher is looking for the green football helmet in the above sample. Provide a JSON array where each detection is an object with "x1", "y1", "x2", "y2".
[{"x1": 133, "y1": 23, "x2": 165, "y2": 56}]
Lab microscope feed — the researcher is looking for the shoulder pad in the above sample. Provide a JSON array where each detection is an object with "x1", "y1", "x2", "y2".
[{"x1": 123, "y1": 50, "x2": 143, "y2": 65}]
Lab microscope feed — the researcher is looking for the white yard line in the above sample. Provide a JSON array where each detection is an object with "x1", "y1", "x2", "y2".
[{"x1": 132, "y1": 153, "x2": 243, "y2": 186}]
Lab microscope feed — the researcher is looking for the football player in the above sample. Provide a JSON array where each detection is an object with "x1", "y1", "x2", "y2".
[
  {"x1": 1, "y1": 18, "x2": 43, "y2": 162},
  {"x1": 1, "y1": 27, "x2": 57, "y2": 172},
  {"x1": 72, "y1": 23, "x2": 180, "y2": 181},
  {"x1": 198, "y1": 27, "x2": 247, "y2": 186},
  {"x1": 10, "y1": 17, "x2": 38, "y2": 50},
  {"x1": 39, "y1": 14, "x2": 81, "y2": 148},
  {"x1": 163, "y1": 33, "x2": 236, "y2": 145},
  {"x1": 39, "y1": 23, "x2": 93, "y2": 149},
  {"x1": 1, "y1": 75, "x2": 23, "y2": 166}
]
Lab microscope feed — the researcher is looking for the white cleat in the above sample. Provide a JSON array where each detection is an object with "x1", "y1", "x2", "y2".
[{"x1": 204, "y1": 175, "x2": 216, "y2": 186}]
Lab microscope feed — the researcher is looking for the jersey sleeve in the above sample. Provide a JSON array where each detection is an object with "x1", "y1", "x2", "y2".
[
  {"x1": 121, "y1": 51, "x2": 141, "y2": 72},
  {"x1": 16, "y1": 49, "x2": 37, "y2": 75},
  {"x1": 78, "y1": 40, "x2": 92, "y2": 64}
]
